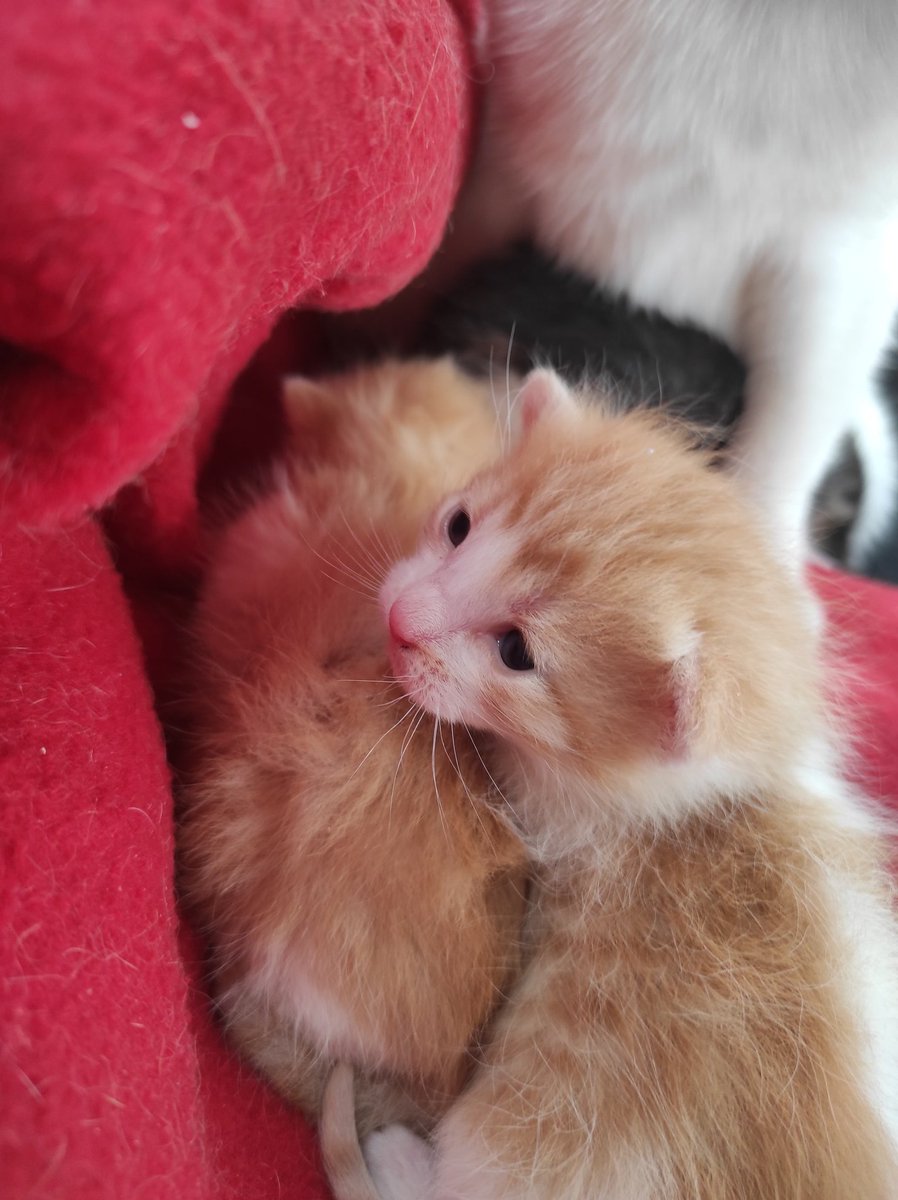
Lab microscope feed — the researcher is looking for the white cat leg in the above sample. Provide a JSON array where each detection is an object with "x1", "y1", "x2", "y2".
[{"x1": 731, "y1": 218, "x2": 898, "y2": 562}]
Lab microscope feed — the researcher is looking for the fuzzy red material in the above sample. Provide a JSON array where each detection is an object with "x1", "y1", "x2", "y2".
[
  {"x1": 0, "y1": 0, "x2": 477, "y2": 549},
  {"x1": 0, "y1": 2, "x2": 896, "y2": 1199},
  {"x1": 1, "y1": 1, "x2": 476, "y2": 1196}
]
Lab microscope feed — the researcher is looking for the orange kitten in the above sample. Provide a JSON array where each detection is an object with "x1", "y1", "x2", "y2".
[
  {"x1": 328, "y1": 369, "x2": 898, "y2": 1198},
  {"x1": 178, "y1": 359, "x2": 526, "y2": 1135}
]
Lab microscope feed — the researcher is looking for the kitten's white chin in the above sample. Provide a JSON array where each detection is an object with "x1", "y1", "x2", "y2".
[
  {"x1": 388, "y1": 645, "x2": 470, "y2": 725},
  {"x1": 387, "y1": 643, "x2": 418, "y2": 701}
]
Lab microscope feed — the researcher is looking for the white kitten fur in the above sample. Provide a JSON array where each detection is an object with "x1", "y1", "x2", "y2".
[{"x1": 460, "y1": 0, "x2": 898, "y2": 550}]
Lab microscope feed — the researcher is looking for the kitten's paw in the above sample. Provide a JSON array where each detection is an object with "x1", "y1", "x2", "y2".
[{"x1": 364, "y1": 1124, "x2": 434, "y2": 1200}]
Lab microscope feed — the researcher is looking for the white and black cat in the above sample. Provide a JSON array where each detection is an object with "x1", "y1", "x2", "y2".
[{"x1": 445, "y1": 0, "x2": 898, "y2": 559}]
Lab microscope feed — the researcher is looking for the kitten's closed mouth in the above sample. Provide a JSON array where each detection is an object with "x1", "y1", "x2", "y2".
[
  {"x1": 387, "y1": 636, "x2": 424, "y2": 701},
  {"x1": 388, "y1": 639, "x2": 460, "y2": 725}
]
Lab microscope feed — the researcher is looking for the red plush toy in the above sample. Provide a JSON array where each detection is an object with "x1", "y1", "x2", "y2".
[{"x1": 0, "y1": 3, "x2": 895, "y2": 1199}]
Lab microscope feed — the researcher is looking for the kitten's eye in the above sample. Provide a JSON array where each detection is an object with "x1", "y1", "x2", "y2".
[
  {"x1": 447, "y1": 508, "x2": 471, "y2": 547},
  {"x1": 498, "y1": 629, "x2": 534, "y2": 672}
]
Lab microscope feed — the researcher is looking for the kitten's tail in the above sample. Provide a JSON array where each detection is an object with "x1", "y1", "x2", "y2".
[{"x1": 320, "y1": 1062, "x2": 382, "y2": 1200}]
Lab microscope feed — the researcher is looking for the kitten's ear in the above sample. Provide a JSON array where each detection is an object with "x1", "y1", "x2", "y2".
[
  {"x1": 282, "y1": 376, "x2": 341, "y2": 461},
  {"x1": 281, "y1": 376, "x2": 332, "y2": 429},
  {"x1": 516, "y1": 369, "x2": 578, "y2": 439},
  {"x1": 661, "y1": 626, "x2": 702, "y2": 758}
]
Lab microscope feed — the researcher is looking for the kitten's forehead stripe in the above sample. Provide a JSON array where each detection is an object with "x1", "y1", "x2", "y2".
[{"x1": 502, "y1": 461, "x2": 613, "y2": 588}]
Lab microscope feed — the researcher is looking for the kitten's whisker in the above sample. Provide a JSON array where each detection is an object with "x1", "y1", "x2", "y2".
[
  {"x1": 443, "y1": 722, "x2": 492, "y2": 846},
  {"x1": 356, "y1": 516, "x2": 403, "y2": 589},
  {"x1": 389, "y1": 706, "x2": 428, "y2": 827},
  {"x1": 463, "y1": 723, "x2": 518, "y2": 823},
  {"x1": 323, "y1": 542, "x2": 383, "y2": 592},
  {"x1": 480, "y1": 691, "x2": 590, "y2": 767},
  {"x1": 505, "y1": 320, "x2": 517, "y2": 449},
  {"x1": 487, "y1": 343, "x2": 510, "y2": 455},
  {"x1": 363, "y1": 519, "x2": 402, "y2": 580},
  {"x1": 334, "y1": 676, "x2": 396, "y2": 685},
  {"x1": 348, "y1": 702, "x2": 417, "y2": 781},
  {"x1": 287, "y1": 515, "x2": 382, "y2": 595},
  {"x1": 337, "y1": 507, "x2": 390, "y2": 584},
  {"x1": 372, "y1": 692, "x2": 413, "y2": 711},
  {"x1": 313, "y1": 521, "x2": 388, "y2": 595},
  {"x1": 318, "y1": 570, "x2": 378, "y2": 603},
  {"x1": 431, "y1": 718, "x2": 450, "y2": 843}
]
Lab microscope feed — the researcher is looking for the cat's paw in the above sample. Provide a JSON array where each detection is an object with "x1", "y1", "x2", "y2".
[{"x1": 364, "y1": 1124, "x2": 434, "y2": 1200}]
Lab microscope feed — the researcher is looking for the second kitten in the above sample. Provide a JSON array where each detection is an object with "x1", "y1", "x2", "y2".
[{"x1": 179, "y1": 359, "x2": 526, "y2": 1135}]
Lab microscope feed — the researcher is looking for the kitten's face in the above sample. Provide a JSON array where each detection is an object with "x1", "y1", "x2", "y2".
[
  {"x1": 381, "y1": 368, "x2": 810, "y2": 793},
  {"x1": 380, "y1": 372, "x2": 705, "y2": 775}
]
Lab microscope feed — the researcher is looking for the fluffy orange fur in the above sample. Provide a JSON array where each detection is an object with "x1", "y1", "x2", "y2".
[
  {"x1": 329, "y1": 370, "x2": 898, "y2": 1199},
  {"x1": 425, "y1": 802, "x2": 896, "y2": 1199},
  {"x1": 178, "y1": 359, "x2": 527, "y2": 1134}
]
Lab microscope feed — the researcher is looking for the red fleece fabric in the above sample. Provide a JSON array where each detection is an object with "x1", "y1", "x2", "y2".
[
  {"x1": 1, "y1": 1, "x2": 477, "y2": 1196},
  {"x1": 0, "y1": 0, "x2": 477, "y2": 551},
  {"x1": 0, "y1": 3, "x2": 896, "y2": 1199},
  {"x1": 1, "y1": 519, "x2": 327, "y2": 1200}
]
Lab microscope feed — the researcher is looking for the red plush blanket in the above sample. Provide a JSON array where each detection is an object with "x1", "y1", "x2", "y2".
[{"x1": 1, "y1": 3, "x2": 895, "y2": 1198}]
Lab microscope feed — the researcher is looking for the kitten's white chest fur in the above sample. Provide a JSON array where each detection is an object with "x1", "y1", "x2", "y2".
[{"x1": 473, "y1": 0, "x2": 898, "y2": 549}]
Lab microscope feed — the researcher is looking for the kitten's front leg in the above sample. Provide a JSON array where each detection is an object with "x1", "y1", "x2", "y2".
[
  {"x1": 364, "y1": 1124, "x2": 435, "y2": 1200},
  {"x1": 731, "y1": 218, "x2": 898, "y2": 565}
]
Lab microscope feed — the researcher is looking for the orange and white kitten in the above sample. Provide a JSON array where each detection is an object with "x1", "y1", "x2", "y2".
[
  {"x1": 329, "y1": 369, "x2": 898, "y2": 1198},
  {"x1": 178, "y1": 359, "x2": 526, "y2": 1135}
]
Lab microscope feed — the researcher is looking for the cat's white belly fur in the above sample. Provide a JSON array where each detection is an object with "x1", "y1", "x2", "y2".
[
  {"x1": 535, "y1": 159, "x2": 896, "y2": 347},
  {"x1": 485, "y1": 0, "x2": 898, "y2": 330},
  {"x1": 473, "y1": 0, "x2": 898, "y2": 543}
]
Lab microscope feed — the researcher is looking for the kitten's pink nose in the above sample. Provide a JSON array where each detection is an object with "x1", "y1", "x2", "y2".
[
  {"x1": 387, "y1": 585, "x2": 446, "y2": 647},
  {"x1": 388, "y1": 599, "x2": 418, "y2": 648}
]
